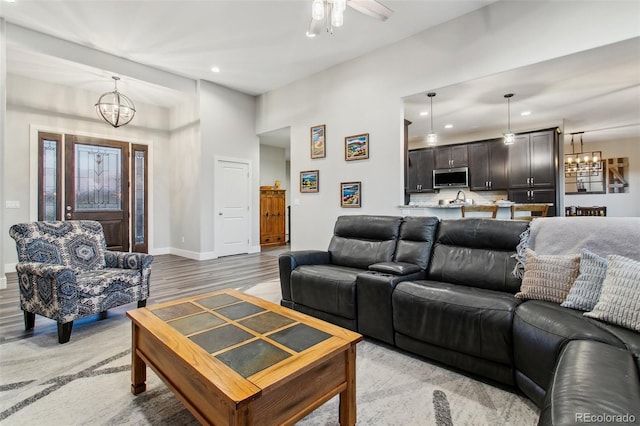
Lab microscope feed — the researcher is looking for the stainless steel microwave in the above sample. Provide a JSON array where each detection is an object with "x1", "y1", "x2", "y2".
[{"x1": 433, "y1": 167, "x2": 469, "y2": 189}]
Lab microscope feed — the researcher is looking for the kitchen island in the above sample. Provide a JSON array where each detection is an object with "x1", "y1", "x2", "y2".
[{"x1": 399, "y1": 203, "x2": 532, "y2": 219}]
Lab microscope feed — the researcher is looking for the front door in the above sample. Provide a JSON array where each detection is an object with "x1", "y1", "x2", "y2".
[{"x1": 65, "y1": 135, "x2": 130, "y2": 251}]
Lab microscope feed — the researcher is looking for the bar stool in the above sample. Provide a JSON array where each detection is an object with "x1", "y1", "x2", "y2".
[{"x1": 461, "y1": 204, "x2": 499, "y2": 219}]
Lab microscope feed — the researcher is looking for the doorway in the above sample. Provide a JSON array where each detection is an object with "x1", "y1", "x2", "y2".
[
  {"x1": 37, "y1": 132, "x2": 148, "y2": 252},
  {"x1": 215, "y1": 158, "x2": 251, "y2": 257}
]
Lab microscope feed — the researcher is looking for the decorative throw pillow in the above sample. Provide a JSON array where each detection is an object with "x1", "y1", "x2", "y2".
[
  {"x1": 515, "y1": 249, "x2": 580, "y2": 303},
  {"x1": 561, "y1": 249, "x2": 608, "y2": 311},
  {"x1": 584, "y1": 255, "x2": 640, "y2": 332}
]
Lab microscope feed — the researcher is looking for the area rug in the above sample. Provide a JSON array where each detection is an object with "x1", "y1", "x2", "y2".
[{"x1": 0, "y1": 279, "x2": 538, "y2": 425}]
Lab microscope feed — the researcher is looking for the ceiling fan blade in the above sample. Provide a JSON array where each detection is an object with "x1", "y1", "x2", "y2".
[
  {"x1": 347, "y1": 0, "x2": 394, "y2": 22},
  {"x1": 307, "y1": 18, "x2": 323, "y2": 37}
]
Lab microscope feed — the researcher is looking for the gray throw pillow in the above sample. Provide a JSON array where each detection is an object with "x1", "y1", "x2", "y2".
[
  {"x1": 515, "y1": 249, "x2": 580, "y2": 304},
  {"x1": 561, "y1": 249, "x2": 608, "y2": 311},
  {"x1": 584, "y1": 255, "x2": 640, "y2": 332}
]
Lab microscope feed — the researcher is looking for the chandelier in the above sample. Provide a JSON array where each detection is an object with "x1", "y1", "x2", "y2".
[
  {"x1": 564, "y1": 132, "x2": 602, "y2": 176},
  {"x1": 95, "y1": 76, "x2": 136, "y2": 128}
]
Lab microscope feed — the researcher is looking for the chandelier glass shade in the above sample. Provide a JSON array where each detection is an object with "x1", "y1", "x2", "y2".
[
  {"x1": 564, "y1": 133, "x2": 602, "y2": 176},
  {"x1": 426, "y1": 92, "x2": 437, "y2": 146},
  {"x1": 503, "y1": 93, "x2": 515, "y2": 145},
  {"x1": 95, "y1": 76, "x2": 136, "y2": 128}
]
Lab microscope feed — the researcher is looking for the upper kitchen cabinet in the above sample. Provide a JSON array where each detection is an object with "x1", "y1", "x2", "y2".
[
  {"x1": 508, "y1": 130, "x2": 557, "y2": 188},
  {"x1": 468, "y1": 139, "x2": 508, "y2": 191},
  {"x1": 407, "y1": 148, "x2": 435, "y2": 193},
  {"x1": 434, "y1": 145, "x2": 468, "y2": 169}
]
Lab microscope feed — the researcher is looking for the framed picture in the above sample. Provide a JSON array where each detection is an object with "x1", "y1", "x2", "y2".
[
  {"x1": 300, "y1": 170, "x2": 319, "y2": 193},
  {"x1": 310, "y1": 124, "x2": 326, "y2": 159},
  {"x1": 344, "y1": 133, "x2": 369, "y2": 161},
  {"x1": 340, "y1": 181, "x2": 361, "y2": 208}
]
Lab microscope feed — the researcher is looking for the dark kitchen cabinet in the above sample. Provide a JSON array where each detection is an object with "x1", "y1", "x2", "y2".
[
  {"x1": 434, "y1": 145, "x2": 468, "y2": 169},
  {"x1": 407, "y1": 148, "x2": 435, "y2": 193},
  {"x1": 468, "y1": 139, "x2": 508, "y2": 191},
  {"x1": 508, "y1": 130, "x2": 556, "y2": 188},
  {"x1": 508, "y1": 188, "x2": 557, "y2": 217}
]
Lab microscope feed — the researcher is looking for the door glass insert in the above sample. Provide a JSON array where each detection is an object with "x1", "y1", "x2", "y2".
[
  {"x1": 75, "y1": 144, "x2": 122, "y2": 210},
  {"x1": 42, "y1": 139, "x2": 59, "y2": 221},
  {"x1": 134, "y1": 150, "x2": 145, "y2": 244}
]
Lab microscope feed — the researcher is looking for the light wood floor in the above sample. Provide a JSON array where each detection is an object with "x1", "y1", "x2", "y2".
[{"x1": 0, "y1": 246, "x2": 289, "y2": 343}]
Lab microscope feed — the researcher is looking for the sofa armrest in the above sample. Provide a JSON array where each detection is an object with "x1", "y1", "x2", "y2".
[
  {"x1": 15, "y1": 262, "x2": 79, "y2": 322},
  {"x1": 16, "y1": 262, "x2": 73, "y2": 278},
  {"x1": 278, "y1": 250, "x2": 331, "y2": 302},
  {"x1": 105, "y1": 251, "x2": 154, "y2": 270},
  {"x1": 369, "y1": 261, "x2": 421, "y2": 276},
  {"x1": 356, "y1": 270, "x2": 426, "y2": 344}
]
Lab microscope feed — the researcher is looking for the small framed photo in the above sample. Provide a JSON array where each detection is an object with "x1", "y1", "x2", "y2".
[
  {"x1": 345, "y1": 133, "x2": 369, "y2": 161},
  {"x1": 300, "y1": 170, "x2": 319, "y2": 193},
  {"x1": 340, "y1": 181, "x2": 361, "y2": 208},
  {"x1": 310, "y1": 124, "x2": 326, "y2": 159}
]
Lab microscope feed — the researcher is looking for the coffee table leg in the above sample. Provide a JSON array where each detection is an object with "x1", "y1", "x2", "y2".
[
  {"x1": 339, "y1": 345, "x2": 357, "y2": 426},
  {"x1": 131, "y1": 323, "x2": 147, "y2": 395}
]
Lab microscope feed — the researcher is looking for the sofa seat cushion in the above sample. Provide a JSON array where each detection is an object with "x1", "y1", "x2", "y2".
[
  {"x1": 290, "y1": 264, "x2": 360, "y2": 319},
  {"x1": 76, "y1": 268, "x2": 142, "y2": 296},
  {"x1": 392, "y1": 280, "x2": 520, "y2": 365},
  {"x1": 538, "y1": 340, "x2": 640, "y2": 426},
  {"x1": 513, "y1": 300, "x2": 625, "y2": 395}
]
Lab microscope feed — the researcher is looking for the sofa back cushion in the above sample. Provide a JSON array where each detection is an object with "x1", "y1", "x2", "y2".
[
  {"x1": 428, "y1": 219, "x2": 528, "y2": 293},
  {"x1": 328, "y1": 215, "x2": 402, "y2": 269},
  {"x1": 10, "y1": 221, "x2": 107, "y2": 274},
  {"x1": 394, "y1": 216, "x2": 439, "y2": 270}
]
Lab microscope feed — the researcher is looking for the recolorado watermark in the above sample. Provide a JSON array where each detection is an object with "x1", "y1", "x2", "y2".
[{"x1": 576, "y1": 412, "x2": 636, "y2": 423}]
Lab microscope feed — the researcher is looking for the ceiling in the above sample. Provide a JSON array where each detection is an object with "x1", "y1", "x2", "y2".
[
  {"x1": 1, "y1": 0, "x2": 495, "y2": 98},
  {"x1": 2, "y1": 1, "x2": 638, "y2": 150},
  {"x1": 404, "y1": 38, "x2": 640, "y2": 146}
]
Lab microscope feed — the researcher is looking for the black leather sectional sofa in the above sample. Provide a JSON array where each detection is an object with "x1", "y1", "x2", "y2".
[{"x1": 278, "y1": 215, "x2": 640, "y2": 425}]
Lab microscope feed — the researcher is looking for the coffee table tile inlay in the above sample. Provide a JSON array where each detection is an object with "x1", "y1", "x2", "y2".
[{"x1": 128, "y1": 289, "x2": 362, "y2": 426}]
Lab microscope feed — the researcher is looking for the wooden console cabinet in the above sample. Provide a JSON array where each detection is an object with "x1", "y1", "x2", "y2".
[{"x1": 260, "y1": 188, "x2": 286, "y2": 247}]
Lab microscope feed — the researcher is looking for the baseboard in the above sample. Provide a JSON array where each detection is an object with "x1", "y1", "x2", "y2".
[
  {"x1": 248, "y1": 245, "x2": 261, "y2": 254},
  {"x1": 149, "y1": 247, "x2": 171, "y2": 256},
  {"x1": 169, "y1": 248, "x2": 218, "y2": 261},
  {"x1": 0, "y1": 276, "x2": 6, "y2": 290},
  {"x1": 4, "y1": 263, "x2": 16, "y2": 274}
]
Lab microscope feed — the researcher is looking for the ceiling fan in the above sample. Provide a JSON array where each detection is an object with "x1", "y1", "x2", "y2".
[{"x1": 307, "y1": 0, "x2": 394, "y2": 37}]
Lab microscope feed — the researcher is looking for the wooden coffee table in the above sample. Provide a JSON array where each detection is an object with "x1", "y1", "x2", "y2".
[{"x1": 127, "y1": 289, "x2": 363, "y2": 425}]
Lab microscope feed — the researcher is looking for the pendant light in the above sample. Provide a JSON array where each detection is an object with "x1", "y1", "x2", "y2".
[
  {"x1": 95, "y1": 76, "x2": 136, "y2": 128},
  {"x1": 503, "y1": 93, "x2": 515, "y2": 145},
  {"x1": 426, "y1": 92, "x2": 437, "y2": 146}
]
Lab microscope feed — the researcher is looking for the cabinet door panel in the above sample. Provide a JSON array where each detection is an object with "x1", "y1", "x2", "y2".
[
  {"x1": 489, "y1": 141, "x2": 509, "y2": 190},
  {"x1": 407, "y1": 149, "x2": 434, "y2": 192},
  {"x1": 468, "y1": 143, "x2": 489, "y2": 191},
  {"x1": 434, "y1": 147, "x2": 451, "y2": 169},
  {"x1": 508, "y1": 134, "x2": 532, "y2": 188},
  {"x1": 450, "y1": 145, "x2": 468, "y2": 167},
  {"x1": 530, "y1": 131, "x2": 555, "y2": 187}
]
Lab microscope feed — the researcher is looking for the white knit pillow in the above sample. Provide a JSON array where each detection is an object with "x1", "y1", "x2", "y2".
[
  {"x1": 515, "y1": 249, "x2": 580, "y2": 304},
  {"x1": 584, "y1": 255, "x2": 640, "y2": 332},
  {"x1": 561, "y1": 249, "x2": 608, "y2": 311}
]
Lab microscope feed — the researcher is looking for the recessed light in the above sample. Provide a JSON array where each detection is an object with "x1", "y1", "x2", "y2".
[
  {"x1": 419, "y1": 111, "x2": 429, "y2": 116},
  {"x1": 521, "y1": 111, "x2": 531, "y2": 116},
  {"x1": 211, "y1": 66, "x2": 221, "y2": 73},
  {"x1": 444, "y1": 124, "x2": 453, "y2": 129}
]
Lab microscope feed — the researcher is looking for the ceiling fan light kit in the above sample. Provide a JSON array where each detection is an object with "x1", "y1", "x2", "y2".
[
  {"x1": 307, "y1": 0, "x2": 393, "y2": 37},
  {"x1": 95, "y1": 76, "x2": 136, "y2": 128}
]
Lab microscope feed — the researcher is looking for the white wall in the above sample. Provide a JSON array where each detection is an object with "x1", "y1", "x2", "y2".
[
  {"x1": 1, "y1": 18, "x2": 7, "y2": 288},
  {"x1": 260, "y1": 145, "x2": 287, "y2": 189},
  {"x1": 564, "y1": 137, "x2": 640, "y2": 216},
  {"x1": 3, "y1": 73, "x2": 173, "y2": 266},
  {"x1": 198, "y1": 80, "x2": 259, "y2": 256},
  {"x1": 257, "y1": 1, "x2": 640, "y2": 250}
]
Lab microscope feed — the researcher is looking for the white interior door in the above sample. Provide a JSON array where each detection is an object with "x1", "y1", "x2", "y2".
[{"x1": 215, "y1": 159, "x2": 250, "y2": 257}]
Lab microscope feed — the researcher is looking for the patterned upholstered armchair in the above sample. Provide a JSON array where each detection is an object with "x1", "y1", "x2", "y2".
[{"x1": 9, "y1": 221, "x2": 153, "y2": 343}]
